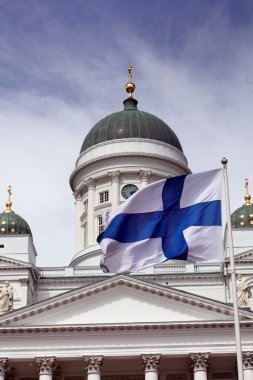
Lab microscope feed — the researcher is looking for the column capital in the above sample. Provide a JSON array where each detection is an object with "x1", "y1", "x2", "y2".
[
  {"x1": 190, "y1": 353, "x2": 209, "y2": 372},
  {"x1": 108, "y1": 170, "x2": 120, "y2": 183},
  {"x1": 243, "y1": 352, "x2": 253, "y2": 370},
  {"x1": 0, "y1": 358, "x2": 8, "y2": 376},
  {"x1": 139, "y1": 170, "x2": 151, "y2": 183},
  {"x1": 35, "y1": 357, "x2": 56, "y2": 375},
  {"x1": 84, "y1": 178, "x2": 96, "y2": 190},
  {"x1": 73, "y1": 191, "x2": 82, "y2": 202},
  {"x1": 141, "y1": 354, "x2": 161, "y2": 372},
  {"x1": 83, "y1": 356, "x2": 104, "y2": 374}
]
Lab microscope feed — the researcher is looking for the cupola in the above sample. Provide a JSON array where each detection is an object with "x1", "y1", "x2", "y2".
[
  {"x1": 80, "y1": 65, "x2": 183, "y2": 154},
  {"x1": 0, "y1": 186, "x2": 32, "y2": 237},
  {"x1": 231, "y1": 179, "x2": 253, "y2": 229}
]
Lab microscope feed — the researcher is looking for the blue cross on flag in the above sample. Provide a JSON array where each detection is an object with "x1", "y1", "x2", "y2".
[{"x1": 97, "y1": 169, "x2": 224, "y2": 273}]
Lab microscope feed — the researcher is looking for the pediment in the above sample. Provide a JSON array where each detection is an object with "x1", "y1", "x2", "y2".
[
  {"x1": 231, "y1": 249, "x2": 253, "y2": 263},
  {"x1": 0, "y1": 275, "x2": 252, "y2": 327},
  {"x1": 0, "y1": 255, "x2": 31, "y2": 268}
]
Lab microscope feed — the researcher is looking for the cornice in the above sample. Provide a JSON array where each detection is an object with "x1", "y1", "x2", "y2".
[
  {"x1": 76, "y1": 138, "x2": 188, "y2": 166},
  {"x1": 0, "y1": 257, "x2": 38, "y2": 283},
  {"x1": 226, "y1": 249, "x2": 253, "y2": 263},
  {"x1": 0, "y1": 256, "x2": 32, "y2": 268},
  {"x1": 70, "y1": 145, "x2": 190, "y2": 190},
  {"x1": 94, "y1": 202, "x2": 112, "y2": 212},
  {"x1": 1, "y1": 320, "x2": 253, "y2": 335}
]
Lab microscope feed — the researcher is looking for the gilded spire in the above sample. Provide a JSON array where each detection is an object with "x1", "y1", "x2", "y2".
[
  {"x1": 4, "y1": 185, "x2": 13, "y2": 213},
  {"x1": 244, "y1": 178, "x2": 252, "y2": 206},
  {"x1": 125, "y1": 65, "x2": 136, "y2": 98}
]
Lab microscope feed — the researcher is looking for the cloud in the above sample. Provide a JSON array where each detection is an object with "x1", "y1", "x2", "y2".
[
  {"x1": 0, "y1": 92, "x2": 93, "y2": 265},
  {"x1": 0, "y1": 1, "x2": 253, "y2": 265}
]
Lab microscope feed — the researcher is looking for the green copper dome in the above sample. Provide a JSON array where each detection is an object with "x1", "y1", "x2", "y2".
[
  {"x1": 231, "y1": 181, "x2": 253, "y2": 229},
  {"x1": 231, "y1": 204, "x2": 253, "y2": 228},
  {"x1": 80, "y1": 98, "x2": 183, "y2": 154},
  {"x1": 0, "y1": 211, "x2": 32, "y2": 237}
]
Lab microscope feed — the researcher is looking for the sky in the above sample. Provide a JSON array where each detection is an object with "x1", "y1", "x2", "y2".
[{"x1": 0, "y1": 0, "x2": 253, "y2": 267}]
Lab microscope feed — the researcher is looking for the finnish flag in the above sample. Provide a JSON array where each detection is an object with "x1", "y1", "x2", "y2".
[{"x1": 97, "y1": 169, "x2": 223, "y2": 273}]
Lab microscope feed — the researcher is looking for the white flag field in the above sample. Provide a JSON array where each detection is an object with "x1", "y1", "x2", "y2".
[{"x1": 97, "y1": 169, "x2": 224, "y2": 273}]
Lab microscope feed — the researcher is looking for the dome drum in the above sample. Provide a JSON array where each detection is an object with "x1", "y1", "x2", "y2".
[{"x1": 71, "y1": 140, "x2": 189, "y2": 193}]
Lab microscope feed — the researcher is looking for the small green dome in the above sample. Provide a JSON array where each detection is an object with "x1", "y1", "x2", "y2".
[
  {"x1": 0, "y1": 211, "x2": 32, "y2": 237},
  {"x1": 80, "y1": 98, "x2": 183, "y2": 154},
  {"x1": 231, "y1": 180, "x2": 253, "y2": 229},
  {"x1": 231, "y1": 204, "x2": 253, "y2": 229}
]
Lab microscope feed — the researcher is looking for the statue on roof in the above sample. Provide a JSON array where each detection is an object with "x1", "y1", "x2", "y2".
[
  {"x1": 0, "y1": 281, "x2": 14, "y2": 313},
  {"x1": 236, "y1": 275, "x2": 250, "y2": 307}
]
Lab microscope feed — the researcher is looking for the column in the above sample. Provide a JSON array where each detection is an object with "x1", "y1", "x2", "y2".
[
  {"x1": 243, "y1": 352, "x2": 253, "y2": 380},
  {"x1": 85, "y1": 178, "x2": 96, "y2": 246},
  {"x1": 83, "y1": 356, "x2": 103, "y2": 380},
  {"x1": 139, "y1": 170, "x2": 151, "y2": 188},
  {"x1": 0, "y1": 358, "x2": 8, "y2": 380},
  {"x1": 74, "y1": 190, "x2": 83, "y2": 253},
  {"x1": 108, "y1": 171, "x2": 120, "y2": 207},
  {"x1": 141, "y1": 354, "x2": 161, "y2": 380},
  {"x1": 190, "y1": 353, "x2": 209, "y2": 380},
  {"x1": 36, "y1": 357, "x2": 56, "y2": 380}
]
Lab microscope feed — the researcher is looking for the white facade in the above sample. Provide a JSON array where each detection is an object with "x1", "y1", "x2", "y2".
[
  {"x1": 1, "y1": 91, "x2": 253, "y2": 380},
  {"x1": 1, "y1": 274, "x2": 253, "y2": 380}
]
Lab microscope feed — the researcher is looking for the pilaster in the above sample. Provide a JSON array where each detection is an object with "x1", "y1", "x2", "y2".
[
  {"x1": 74, "y1": 190, "x2": 83, "y2": 252},
  {"x1": 84, "y1": 178, "x2": 96, "y2": 246},
  {"x1": 139, "y1": 170, "x2": 151, "y2": 187},
  {"x1": 108, "y1": 171, "x2": 120, "y2": 207}
]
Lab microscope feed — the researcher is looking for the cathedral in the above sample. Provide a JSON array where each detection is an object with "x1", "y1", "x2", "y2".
[{"x1": 0, "y1": 67, "x2": 253, "y2": 380}]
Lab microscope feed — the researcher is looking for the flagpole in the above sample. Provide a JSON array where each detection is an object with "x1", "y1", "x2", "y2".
[{"x1": 221, "y1": 158, "x2": 244, "y2": 380}]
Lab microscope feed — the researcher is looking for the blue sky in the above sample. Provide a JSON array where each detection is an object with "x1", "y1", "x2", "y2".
[{"x1": 0, "y1": 0, "x2": 253, "y2": 266}]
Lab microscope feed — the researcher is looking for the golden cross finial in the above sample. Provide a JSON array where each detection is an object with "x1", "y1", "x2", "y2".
[
  {"x1": 4, "y1": 185, "x2": 13, "y2": 213},
  {"x1": 125, "y1": 65, "x2": 136, "y2": 99},
  {"x1": 244, "y1": 178, "x2": 252, "y2": 205},
  {"x1": 128, "y1": 65, "x2": 132, "y2": 83},
  {"x1": 245, "y1": 178, "x2": 249, "y2": 193}
]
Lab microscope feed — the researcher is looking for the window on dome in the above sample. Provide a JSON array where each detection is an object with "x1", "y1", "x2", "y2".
[
  {"x1": 98, "y1": 215, "x2": 104, "y2": 234},
  {"x1": 99, "y1": 191, "x2": 109, "y2": 203},
  {"x1": 84, "y1": 199, "x2": 88, "y2": 212},
  {"x1": 83, "y1": 222, "x2": 87, "y2": 248}
]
